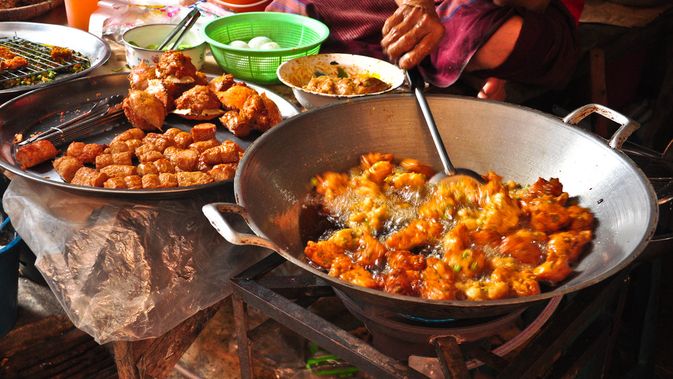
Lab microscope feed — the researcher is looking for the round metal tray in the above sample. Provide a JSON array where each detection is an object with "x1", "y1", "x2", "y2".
[
  {"x1": 0, "y1": 72, "x2": 300, "y2": 198},
  {"x1": 0, "y1": 21, "x2": 111, "y2": 95}
]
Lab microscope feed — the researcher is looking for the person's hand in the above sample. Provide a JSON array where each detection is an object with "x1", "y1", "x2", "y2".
[
  {"x1": 478, "y1": 77, "x2": 507, "y2": 101},
  {"x1": 381, "y1": 0, "x2": 445, "y2": 70}
]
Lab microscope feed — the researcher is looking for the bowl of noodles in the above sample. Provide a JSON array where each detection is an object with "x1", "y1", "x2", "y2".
[{"x1": 277, "y1": 53, "x2": 405, "y2": 109}]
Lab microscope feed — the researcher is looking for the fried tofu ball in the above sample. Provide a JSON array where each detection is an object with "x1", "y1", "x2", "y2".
[
  {"x1": 15, "y1": 140, "x2": 58, "y2": 169},
  {"x1": 208, "y1": 163, "x2": 237, "y2": 181},
  {"x1": 112, "y1": 128, "x2": 145, "y2": 143},
  {"x1": 191, "y1": 123, "x2": 217, "y2": 142},
  {"x1": 142, "y1": 174, "x2": 160, "y2": 189},
  {"x1": 199, "y1": 141, "x2": 241, "y2": 165},
  {"x1": 71, "y1": 167, "x2": 108, "y2": 187},
  {"x1": 122, "y1": 90, "x2": 167, "y2": 132},
  {"x1": 53, "y1": 156, "x2": 83, "y2": 182},
  {"x1": 100, "y1": 164, "x2": 137, "y2": 178},
  {"x1": 177, "y1": 171, "x2": 214, "y2": 186},
  {"x1": 158, "y1": 172, "x2": 178, "y2": 187},
  {"x1": 170, "y1": 149, "x2": 199, "y2": 172}
]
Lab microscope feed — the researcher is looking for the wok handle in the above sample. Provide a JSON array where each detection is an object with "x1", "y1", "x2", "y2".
[
  {"x1": 562, "y1": 104, "x2": 640, "y2": 149},
  {"x1": 202, "y1": 202, "x2": 280, "y2": 251}
]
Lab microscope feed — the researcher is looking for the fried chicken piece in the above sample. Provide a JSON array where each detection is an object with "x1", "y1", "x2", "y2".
[
  {"x1": 173, "y1": 85, "x2": 224, "y2": 120},
  {"x1": 145, "y1": 79, "x2": 175, "y2": 111},
  {"x1": 500, "y1": 229, "x2": 547, "y2": 265},
  {"x1": 399, "y1": 158, "x2": 434, "y2": 178},
  {"x1": 420, "y1": 257, "x2": 456, "y2": 300},
  {"x1": 208, "y1": 163, "x2": 237, "y2": 182},
  {"x1": 352, "y1": 233, "x2": 386, "y2": 268},
  {"x1": 250, "y1": 93, "x2": 282, "y2": 132},
  {"x1": 15, "y1": 140, "x2": 58, "y2": 169},
  {"x1": 156, "y1": 51, "x2": 198, "y2": 83},
  {"x1": 177, "y1": 171, "x2": 214, "y2": 186},
  {"x1": 128, "y1": 61, "x2": 157, "y2": 90},
  {"x1": 122, "y1": 90, "x2": 166, "y2": 131},
  {"x1": 191, "y1": 123, "x2": 217, "y2": 142},
  {"x1": 385, "y1": 219, "x2": 443, "y2": 251},
  {"x1": 360, "y1": 153, "x2": 394, "y2": 170},
  {"x1": 386, "y1": 250, "x2": 426, "y2": 272},
  {"x1": 50, "y1": 46, "x2": 73, "y2": 62},
  {"x1": 216, "y1": 83, "x2": 258, "y2": 110},
  {"x1": 527, "y1": 198, "x2": 571, "y2": 233},
  {"x1": 71, "y1": 167, "x2": 108, "y2": 187},
  {"x1": 567, "y1": 205, "x2": 594, "y2": 231},
  {"x1": 443, "y1": 248, "x2": 487, "y2": 279},
  {"x1": 195, "y1": 71, "x2": 209, "y2": 85},
  {"x1": 209, "y1": 74, "x2": 235, "y2": 93},
  {"x1": 1, "y1": 56, "x2": 28, "y2": 71},
  {"x1": 53, "y1": 156, "x2": 83, "y2": 182},
  {"x1": 304, "y1": 240, "x2": 345, "y2": 269},
  {"x1": 219, "y1": 110, "x2": 253, "y2": 137},
  {"x1": 329, "y1": 255, "x2": 379, "y2": 289},
  {"x1": 382, "y1": 269, "x2": 421, "y2": 296}
]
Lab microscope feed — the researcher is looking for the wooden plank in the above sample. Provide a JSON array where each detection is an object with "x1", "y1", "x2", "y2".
[
  {"x1": 590, "y1": 47, "x2": 610, "y2": 138},
  {"x1": 113, "y1": 341, "x2": 140, "y2": 379},
  {"x1": 137, "y1": 302, "x2": 222, "y2": 378}
]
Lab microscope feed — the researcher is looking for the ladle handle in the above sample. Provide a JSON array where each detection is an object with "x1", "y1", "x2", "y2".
[
  {"x1": 202, "y1": 202, "x2": 279, "y2": 251},
  {"x1": 407, "y1": 68, "x2": 457, "y2": 176}
]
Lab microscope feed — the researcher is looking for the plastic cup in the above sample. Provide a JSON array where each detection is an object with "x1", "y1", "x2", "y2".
[{"x1": 64, "y1": 0, "x2": 100, "y2": 31}]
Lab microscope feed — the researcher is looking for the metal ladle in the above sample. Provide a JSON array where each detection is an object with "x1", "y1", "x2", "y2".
[{"x1": 406, "y1": 67, "x2": 484, "y2": 184}]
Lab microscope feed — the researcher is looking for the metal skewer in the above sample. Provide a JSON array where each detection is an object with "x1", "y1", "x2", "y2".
[{"x1": 158, "y1": 8, "x2": 201, "y2": 51}]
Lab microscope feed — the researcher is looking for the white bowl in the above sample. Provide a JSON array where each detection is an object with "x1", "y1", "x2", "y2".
[
  {"x1": 122, "y1": 23, "x2": 208, "y2": 69},
  {"x1": 277, "y1": 53, "x2": 405, "y2": 109}
]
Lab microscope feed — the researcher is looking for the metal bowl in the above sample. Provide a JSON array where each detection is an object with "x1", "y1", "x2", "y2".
[
  {"x1": 277, "y1": 53, "x2": 405, "y2": 109},
  {"x1": 0, "y1": 21, "x2": 110, "y2": 95}
]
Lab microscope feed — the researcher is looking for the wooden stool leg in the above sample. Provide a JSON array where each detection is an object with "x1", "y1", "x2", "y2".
[
  {"x1": 590, "y1": 47, "x2": 610, "y2": 138},
  {"x1": 233, "y1": 294, "x2": 254, "y2": 379}
]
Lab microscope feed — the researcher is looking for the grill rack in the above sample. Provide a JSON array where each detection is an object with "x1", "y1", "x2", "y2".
[{"x1": 0, "y1": 37, "x2": 90, "y2": 88}]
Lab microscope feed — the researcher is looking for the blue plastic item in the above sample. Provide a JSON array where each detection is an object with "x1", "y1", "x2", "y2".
[{"x1": 0, "y1": 217, "x2": 22, "y2": 337}]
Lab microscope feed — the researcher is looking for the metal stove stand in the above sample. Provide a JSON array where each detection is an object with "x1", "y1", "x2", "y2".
[{"x1": 231, "y1": 253, "x2": 634, "y2": 379}]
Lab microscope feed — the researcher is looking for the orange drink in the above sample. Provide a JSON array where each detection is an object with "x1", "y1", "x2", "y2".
[{"x1": 64, "y1": 0, "x2": 99, "y2": 31}]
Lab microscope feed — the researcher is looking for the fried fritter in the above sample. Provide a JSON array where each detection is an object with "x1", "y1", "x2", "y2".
[
  {"x1": 122, "y1": 90, "x2": 166, "y2": 131},
  {"x1": 173, "y1": 85, "x2": 224, "y2": 120}
]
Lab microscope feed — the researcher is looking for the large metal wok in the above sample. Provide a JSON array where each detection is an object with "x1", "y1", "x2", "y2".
[{"x1": 203, "y1": 95, "x2": 659, "y2": 319}]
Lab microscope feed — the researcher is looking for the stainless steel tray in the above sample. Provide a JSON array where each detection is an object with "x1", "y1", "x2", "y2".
[
  {"x1": 0, "y1": 22, "x2": 111, "y2": 95},
  {"x1": 0, "y1": 72, "x2": 300, "y2": 198}
]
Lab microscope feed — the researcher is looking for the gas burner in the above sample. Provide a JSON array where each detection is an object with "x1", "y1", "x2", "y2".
[{"x1": 338, "y1": 289, "x2": 560, "y2": 365}]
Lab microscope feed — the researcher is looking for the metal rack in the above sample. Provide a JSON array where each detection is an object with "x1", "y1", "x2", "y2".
[{"x1": 0, "y1": 37, "x2": 89, "y2": 88}]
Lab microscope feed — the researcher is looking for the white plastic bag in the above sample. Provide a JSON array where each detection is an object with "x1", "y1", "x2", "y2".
[{"x1": 3, "y1": 177, "x2": 268, "y2": 343}]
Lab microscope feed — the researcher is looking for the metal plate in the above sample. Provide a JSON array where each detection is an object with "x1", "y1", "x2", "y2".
[
  {"x1": 0, "y1": 22, "x2": 111, "y2": 95},
  {"x1": 0, "y1": 72, "x2": 300, "y2": 198}
]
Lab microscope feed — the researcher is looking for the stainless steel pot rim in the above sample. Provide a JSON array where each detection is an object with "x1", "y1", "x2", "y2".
[
  {"x1": 234, "y1": 93, "x2": 659, "y2": 308},
  {"x1": 0, "y1": 22, "x2": 111, "y2": 95}
]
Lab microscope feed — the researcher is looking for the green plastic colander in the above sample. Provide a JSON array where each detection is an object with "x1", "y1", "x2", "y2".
[{"x1": 202, "y1": 12, "x2": 330, "y2": 84}]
